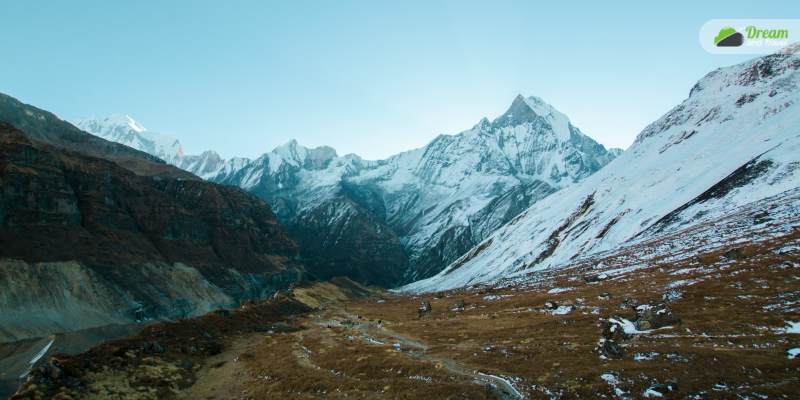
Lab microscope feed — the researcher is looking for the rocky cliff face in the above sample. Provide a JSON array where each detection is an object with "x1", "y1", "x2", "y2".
[{"x1": 0, "y1": 105, "x2": 306, "y2": 342}]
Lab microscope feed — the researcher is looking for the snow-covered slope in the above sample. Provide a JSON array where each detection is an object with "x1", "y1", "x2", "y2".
[
  {"x1": 69, "y1": 114, "x2": 225, "y2": 175},
  {"x1": 204, "y1": 95, "x2": 619, "y2": 285},
  {"x1": 403, "y1": 45, "x2": 800, "y2": 293}
]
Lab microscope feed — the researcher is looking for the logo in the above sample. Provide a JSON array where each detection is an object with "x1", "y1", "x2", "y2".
[
  {"x1": 700, "y1": 19, "x2": 799, "y2": 54},
  {"x1": 714, "y1": 27, "x2": 744, "y2": 47}
]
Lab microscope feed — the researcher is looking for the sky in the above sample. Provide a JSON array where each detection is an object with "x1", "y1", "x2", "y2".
[{"x1": 0, "y1": 1, "x2": 795, "y2": 161}]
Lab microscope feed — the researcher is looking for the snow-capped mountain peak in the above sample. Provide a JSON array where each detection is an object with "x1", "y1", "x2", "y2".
[
  {"x1": 70, "y1": 114, "x2": 184, "y2": 162},
  {"x1": 70, "y1": 113, "x2": 147, "y2": 134},
  {"x1": 492, "y1": 94, "x2": 572, "y2": 143},
  {"x1": 69, "y1": 114, "x2": 225, "y2": 175},
  {"x1": 269, "y1": 139, "x2": 339, "y2": 171}
]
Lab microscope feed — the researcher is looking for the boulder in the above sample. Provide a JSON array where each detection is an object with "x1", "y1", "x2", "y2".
[
  {"x1": 49, "y1": 364, "x2": 65, "y2": 380},
  {"x1": 418, "y1": 300, "x2": 432, "y2": 317},
  {"x1": 544, "y1": 301, "x2": 558, "y2": 310},
  {"x1": 722, "y1": 248, "x2": 744, "y2": 261},
  {"x1": 202, "y1": 340, "x2": 222, "y2": 356},
  {"x1": 619, "y1": 298, "x2": 639, "y2": 309},
  {"x1": 602, "y1": 316, "x2": 631, "y2": 343},
  {"x1": 645, "y1": 383, "x2": 678, "y2": 396},
  {"x1": 584, "y1": 274, "x2": 609, "y2": 283},
  {"x1": 435, "y1": 292, "x2": 445, "y2": 299},
  {"x1": 421, "y1": 300, "x2": 432, "y2": 311},
  {"x1": 138, "y1": 341, "x2": 152, "y2": 352},
  {"x1": 449, "y1": 300, "x2": 466, "y2": 310},
  {"x1": 603, "y1": 340, "x2": 624, "y2": 358},
  {"x1": 634, "y1": 300, "x2": 680, "y2": 330},
  {"x1": 38, "y1": 363, "x2": 65, "y2": 380},
  {"x1": 661, "y1": 289, "x2": 684, "y2": 302},
  {"x1": 752, "y1": 210, "x2": 770, "y2": 225},
  {"x1": 598, "y1": 293, "x2": 612, "y2": 300}
]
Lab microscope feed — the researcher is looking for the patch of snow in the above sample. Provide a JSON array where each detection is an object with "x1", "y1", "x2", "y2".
[
  {"x1": 20, "y1": 338, "x2": 54, "y2": 378},
  {"x1": 788, "y1": 348, "x2": 800, "y2": 359},
  {"x1": 553, "y1": 306, "x2": 574, "y2": 315},
  {"x1": 600, "y1": 373, "x2": 618, "y2": 384},
  {"x1": 644, "y1": 388, "x2": 664, "y2": 397},
  {"x1": 780, "y1": 321, "x2": 800, "y2": 334}
]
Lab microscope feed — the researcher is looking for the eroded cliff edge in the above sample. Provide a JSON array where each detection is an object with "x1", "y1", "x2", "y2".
[{"x1": 0, "y1": 118, "x2": 306, "y2": 343}]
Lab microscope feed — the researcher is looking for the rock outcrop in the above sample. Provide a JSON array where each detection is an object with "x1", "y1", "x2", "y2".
[
  {"x1": 602, "y1": 316, "x2": 631, "y2": 343},
  {"x1": 418, "y1": 300, "x2": 432, "y2": 317},
  {"x1": 634, "y1": 301, "x2": 681, "y2": 331},
  {"x1": 448, "y1": 299, "x2": 466, "y2": 310}
]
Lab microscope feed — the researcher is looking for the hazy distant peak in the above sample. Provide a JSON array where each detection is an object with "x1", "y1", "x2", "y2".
[{"x1": 69, "y1": 113, "x2": 146, "y2": 134}]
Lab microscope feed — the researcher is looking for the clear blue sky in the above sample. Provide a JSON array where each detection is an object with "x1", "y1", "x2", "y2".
[{"x1": 0, "y1": 1, "x2": 795, "y2": 160}]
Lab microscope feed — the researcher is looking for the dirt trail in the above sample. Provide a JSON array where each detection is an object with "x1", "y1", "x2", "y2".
[{"x1": 327, "y1": 306, "x2": 523, "y2": 399}]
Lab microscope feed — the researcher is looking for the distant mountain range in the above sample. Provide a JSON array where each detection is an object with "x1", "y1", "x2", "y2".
[{"x1": 72, "y1": 95, "x2": 622, "y2": 287}]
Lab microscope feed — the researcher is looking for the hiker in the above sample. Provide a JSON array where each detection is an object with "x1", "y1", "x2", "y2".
[{"x1": 378, "y1": 319, "x2": 382, "y2": 328}]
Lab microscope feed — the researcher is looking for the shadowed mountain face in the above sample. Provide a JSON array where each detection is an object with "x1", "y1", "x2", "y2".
[{"x1": 0, "y1": 95, "x2": 307, "y2": 343}]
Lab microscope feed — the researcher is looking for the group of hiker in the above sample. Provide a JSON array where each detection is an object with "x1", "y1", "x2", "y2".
[{"x1": 355, "y1": 315, "x2": 381, "y2": 328}]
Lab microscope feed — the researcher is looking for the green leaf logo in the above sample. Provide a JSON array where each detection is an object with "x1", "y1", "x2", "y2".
[{"x1": 714, "y1": 27, "x2": 744, "y2": 47}]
